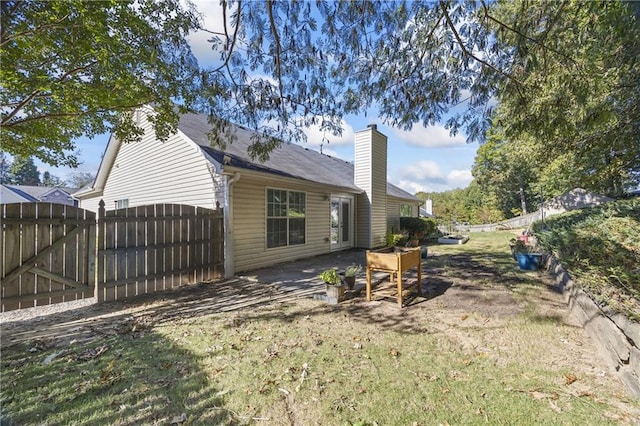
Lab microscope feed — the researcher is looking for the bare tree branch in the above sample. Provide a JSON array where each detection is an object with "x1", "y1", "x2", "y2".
[
  {"x1": 1, "y1": 60, "x2": 98, "y2": 126},
  {"x1": 266, "y1": 0, "x2": 286, "y2": 119},
  {"x1": 440, "y1": 0, "x2": 522, "y2": 87}
]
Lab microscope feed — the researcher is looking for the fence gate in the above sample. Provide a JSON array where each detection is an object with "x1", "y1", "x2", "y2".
[
  {"x1": 1, "y1": 203, "x2": 96, "y2": 312},
  {"x1": 96, "y1": 202, "x2": 224, "y2": 302}
]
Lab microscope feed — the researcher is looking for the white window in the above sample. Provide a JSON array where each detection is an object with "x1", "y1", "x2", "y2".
[
  {"x1": 115, "y1": 199, "x2": 129, "y2": 209},
  {"x1": 266, "y1": 189, "x2": 306, "y2": 248},
  {"x1": 400, "y1": 204, "x2": 413, "y2": 217}
]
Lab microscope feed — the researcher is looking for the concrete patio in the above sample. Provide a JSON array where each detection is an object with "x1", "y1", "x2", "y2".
[{"x1": 237, "y1": 248, "x2": 425, "y2": 305}]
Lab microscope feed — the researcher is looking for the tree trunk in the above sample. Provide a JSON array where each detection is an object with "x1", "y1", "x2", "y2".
[{"x1": 519, "y1": 186, "x2": 528, "y2": 215}]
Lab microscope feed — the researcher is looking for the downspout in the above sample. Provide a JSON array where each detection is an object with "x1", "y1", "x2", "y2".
[{"x1": 224, "y1": 172, "x2": 241, "y2": 278}]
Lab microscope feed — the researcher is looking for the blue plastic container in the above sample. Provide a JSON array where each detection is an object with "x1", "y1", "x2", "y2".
[{"x1": 516, "y1": 253, "x2": 541, "y2": 271}]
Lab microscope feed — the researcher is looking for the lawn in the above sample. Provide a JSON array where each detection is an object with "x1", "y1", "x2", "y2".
[{"x1": 1, "y1": 231, "x2": 639, "y2": 425}]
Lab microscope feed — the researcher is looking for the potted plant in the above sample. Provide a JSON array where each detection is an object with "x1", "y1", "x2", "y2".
[
  {"x1": 509, "y1": 238, "x2": 543, "y2": 270},
  {"x1": 342, "y1": 263, "x2": 362, "y2": 290},
  {"x1": 319, "y1": 268, "x2": 345, "y2": 300}
]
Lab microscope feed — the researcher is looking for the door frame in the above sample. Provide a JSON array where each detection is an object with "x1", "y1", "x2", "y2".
[{"x1": 330, "y1": 195, "x2": 354, "y2": 251}]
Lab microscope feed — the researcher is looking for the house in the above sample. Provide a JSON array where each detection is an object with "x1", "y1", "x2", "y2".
[
  {"x1": 542, "y1": 188, "x2": 613, "y2": 217},
  {"x1": 0, "y1": 184, "x2": 79, "y2": 206},
  {"x1": 420, "y1": 198, "x2": 434, "y2": 218},
  {"x1": 74, "y1": 107, "x2": 421, "y2": 276}
]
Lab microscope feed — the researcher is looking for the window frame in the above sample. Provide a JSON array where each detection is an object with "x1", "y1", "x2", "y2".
[
  {"x1": 400, "y1": 204, "x2": 413, "y2": 217},
  {"x1": 266, "y1": 188, "x2": 307, "y2": 249},
  {"x1": 115, "y1": 199, "x2": 129, "y2": 209}
]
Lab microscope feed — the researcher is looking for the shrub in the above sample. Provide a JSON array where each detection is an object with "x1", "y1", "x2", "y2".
[
  {"x1": 532, "y1": 197, "x2": 640, "y2": 321},
  {"x1": 385, "y1": 232, "x2": 405, "y2": 247},
  {"x1": 400, "y1": 217, "x2": 436, "y2": 240}
]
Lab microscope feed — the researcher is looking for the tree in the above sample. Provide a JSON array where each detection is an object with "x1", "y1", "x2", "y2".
[
  {"x1": 200, "y1": 0, "x2": 638, "y2": 194},
  {"x1": 66, "y1": 172, "x2": 95, "y2": 189},
  {"x1": 472, "y1": 124, "x2": 541, "y2": 218},
  {"x1": 3, "y1": 0, "x2": 638, "y2": 197},
  {"x1": 1, "y1": 0, "x2": 200, "y2": 167},
  {"x1": 487, "y1": 0, "x2": 640, "y2": 197},
  {"x1": 199, "y1": 0, "x2": 508, "y2": 159},
  {"x1": 42, "y1": 171, "x2": 65, "y2": 187},
  {"x1": 7, "y1": 156, "x2": 40, "y2": 185},
  {"x1": 0, "y1": 151, "x2": 11, "y2": 183}
]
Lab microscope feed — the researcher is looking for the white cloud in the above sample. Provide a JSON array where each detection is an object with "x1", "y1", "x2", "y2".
[
  {"x1": 391, "y1": 160, "x2": 473, "y2": 194},
  {"x1": 447, "y1": 169, "x2": 473, "y2": 188},
  {"x1": 399, "y1": 160, "x2": 445, "y2": 182},
  {"x1": 303, "y1": 120, "x2": 355, "y2": 147},
  {"x1": 187, "y1": 0, "x2": 225, "y2": 67},
  {"x1": 390, "y1": 124, "x2": 466, "y2": 148}
]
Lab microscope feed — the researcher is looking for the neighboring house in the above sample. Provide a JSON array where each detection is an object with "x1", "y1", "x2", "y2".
[
  {"x1": 420, "y1": 198, "x2": 434, "y2": 218},
  {"x1": 74, "y1": 107, "x2": 421, "y2": 276},
  {"x1": 0, "y1": 184, "x2": 79, "y2": 206},
  {"x1": 542, "y1": 188, "x2": 613, "y2": 217}
]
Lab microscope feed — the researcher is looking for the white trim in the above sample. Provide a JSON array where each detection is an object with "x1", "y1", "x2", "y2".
[{"x1": 264, "y1": 187, "x2": 308, "y2": 250}]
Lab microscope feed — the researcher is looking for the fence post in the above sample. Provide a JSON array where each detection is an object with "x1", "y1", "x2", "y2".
[{"x1": 96, "y1": 199, "x2": 105, "y2": 302}]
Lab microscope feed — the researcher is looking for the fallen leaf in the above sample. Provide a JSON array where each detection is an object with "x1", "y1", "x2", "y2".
[
  {"x1": 461, "y1": 314, "x2": 468, "y2": 321},
  {"x1": 564, "y1": 373, "x2": 578, "y2": 385},
  {"x1": 548, "y1": 399, "x2": 562, "y2": 413},
  {"x1": 77, "y1": 345, "x2": 109, "y2": 361},
  {"x1": 170, "y1": 413, "x2": 187, "y2": 424},
  {"x1": 210, "y1": 366, "x2": 227, "y2": 378},
  {"x1": 215, "y1": 389, "x2": 230, "y2": 397},
  {"x1": 43, "y1": 351, "x2": 64, "y2": 364}
]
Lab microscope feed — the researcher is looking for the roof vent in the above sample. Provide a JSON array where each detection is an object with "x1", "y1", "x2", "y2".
[{"x1": 367, "y1": 124, "x2": 377, "y2": 130}]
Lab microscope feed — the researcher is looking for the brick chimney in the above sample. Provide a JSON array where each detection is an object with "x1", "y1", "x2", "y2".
[{"x1": 354, "y1": 124, "x2": 387, "y2": 248}]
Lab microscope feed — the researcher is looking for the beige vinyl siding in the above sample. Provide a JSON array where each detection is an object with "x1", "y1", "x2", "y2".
[
  {"x1": 354, "y1": 192, "x2": 369, "y2": 248},
  {"x1": 354, "y1": 127, "x2": 387, "y2": 248},
  {"x1": 231, "y1": 173, "x2": 332, "y2": 272},
  {"x1": 82, "y1": 113, "x2": 218, "y2": 211},
  {"x1": 354, "y1": 132, "x2": 371, "y2": 247},
  {"x1": 386, "y1": 198, "x2": 402, "y2": 234},
  {"x1": 79, "y1": 194, "x2": 104, "y2": 213},
  {"x1": 370, "y1": 131, "x2": 387, "y2": 248}
]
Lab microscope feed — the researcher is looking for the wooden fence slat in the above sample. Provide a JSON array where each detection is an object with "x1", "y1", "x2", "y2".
[
  {"x1": 3, "y1": 201, "x2": 224, "y2": 310},
  {"x1": 2, "y1": 226, "x2": 84, "y2": 285},
  {"x1": 2, "y1": 204, "x2": 21, "y2": 311},
  {"x1": 1, "y1": 203, "x2": 95, "y2": 311},
  {"x1": 20, "y1": 203, "x2": 37, "y2": 309},
  {"x1": 30, "y1": 266, "x2": 90, "y2": 291},
  {"x1": 88, "y1": 202, "x2": 225, "y2": 302},
  {"x1": 180, "y1": 206, "x2": 189, "y2": 284},
  {"x1": 48, "y1": 203, "x2": 65, "y2": 304},
  {"x1": 135, "y1": 206, "x2": 146, "y2": 296}
]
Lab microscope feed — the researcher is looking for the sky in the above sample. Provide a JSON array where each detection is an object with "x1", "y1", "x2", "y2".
[{"x1": 35, "y1": 1, "x2": 478, "y2": 194}]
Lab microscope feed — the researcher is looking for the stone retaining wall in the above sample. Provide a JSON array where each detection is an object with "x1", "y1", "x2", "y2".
[{"x1": 547, "y1": 255, "x2": 640, "y2": 398}]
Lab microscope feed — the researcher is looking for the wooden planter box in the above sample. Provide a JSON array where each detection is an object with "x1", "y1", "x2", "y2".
[
  {"x1": 325, "y1": 283, "x2": 346, "y2": 301},
  {"x1": 365, "y1": 247, "x2": 422, "y2": 307}
]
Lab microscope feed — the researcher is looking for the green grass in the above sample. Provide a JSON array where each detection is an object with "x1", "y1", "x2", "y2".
[{"x1": 2, "y1": 231, "x2": 638, "y2": 424}]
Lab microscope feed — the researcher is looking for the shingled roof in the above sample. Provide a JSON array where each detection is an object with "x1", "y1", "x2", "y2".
[{"x1": 177, "y1": 113, "x2": 418, "y2": 201}]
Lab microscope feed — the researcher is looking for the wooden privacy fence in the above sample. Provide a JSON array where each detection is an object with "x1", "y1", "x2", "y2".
[
  {"x1": 1, "y1": 203, "x2": 96, "y2": 311},
  {"x1": 1, "y1": 201, "x2": 225, "y2": 311},
  {"x1": 96, "y1": 201, "x2": 224, "y2": 302}
]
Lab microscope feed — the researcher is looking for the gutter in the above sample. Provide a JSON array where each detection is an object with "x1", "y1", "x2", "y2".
[{"x1": 223, "y1": 172, "x2": 241, "y2": 278}]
